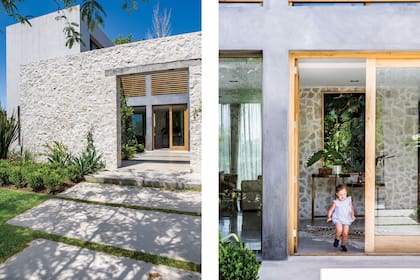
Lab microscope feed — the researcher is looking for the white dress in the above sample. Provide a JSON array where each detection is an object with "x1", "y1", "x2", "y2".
[{"x1": 332, "y1": 196, "x2": 354, "y2": 225}]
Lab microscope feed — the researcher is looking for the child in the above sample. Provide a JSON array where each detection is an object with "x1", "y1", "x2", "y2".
[{"x1": 326, "y1": 184, "x2": 356, "y2": 252}]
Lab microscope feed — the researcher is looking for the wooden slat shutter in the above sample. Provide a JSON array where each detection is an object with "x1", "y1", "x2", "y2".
[
  {"x1": 120, "y1": 74, "x2": 147, "y2": 97},
  {"x1": 151, "y1": 69, "x2": 189, "y2": 95}
]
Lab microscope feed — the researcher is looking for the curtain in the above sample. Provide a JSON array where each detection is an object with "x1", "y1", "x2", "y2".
[
  {"x1": 219, "y1": 104, "x2": 231, "y2": 173},
  {"x1": 238, "y1": 103, "x2": 262, "y2": 187}
]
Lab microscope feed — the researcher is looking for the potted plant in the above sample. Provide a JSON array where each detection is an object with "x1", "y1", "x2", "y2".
[{"x1": 306, "y1": 149, "x2": 346, "y2": 175}]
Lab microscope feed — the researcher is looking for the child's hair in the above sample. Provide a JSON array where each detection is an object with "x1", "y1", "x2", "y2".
[{"x1": 336, "y1": 184, "x2": 347, "y2": 193}]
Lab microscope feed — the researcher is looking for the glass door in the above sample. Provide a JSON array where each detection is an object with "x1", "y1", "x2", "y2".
[
  {"x1": 170, "y1": 104, "x2": 188, "y2": 150},
  {"x1": 372, "y1": 59, "x2": 420, "y2": 252}
]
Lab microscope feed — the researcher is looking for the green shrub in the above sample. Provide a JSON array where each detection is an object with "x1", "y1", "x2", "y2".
[
  {"x1": 24, "y1": 170, "x2": 45, "y2": 192},
  {"x1": 0, "y1": 160, "x2": 10, "y2": 185},
  {"x1": 122, "y1": 144, "x2": 136, "y2": 160},
  {"x1": 219, "y1": 234, "x2": 260, "y2": 280},
  {"x1": 65, "y1": 164, "x2": 84, "y2": 183},
  {"x1": 8, "y1": 166, "x2": 24, "y2": 188},
  {"x1": 0, "y1": 109, "x2": 19, "y2": 159},
  {"x1": 42, "y1": 168, "x2": 65, "y2": 192},
  {"x1": 44, "y1": 141, "x2": 72, "y2": 167},
  {"x1": 135, "y1": 143, "x2": 144, "y2": 153}
]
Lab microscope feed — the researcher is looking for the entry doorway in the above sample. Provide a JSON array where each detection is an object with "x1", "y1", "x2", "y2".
[
  {"x1": 289, "y1": 52, "x2": 420, "y2": 255},
  {"x1": 152, "y1": 104, "x2": 188, "y2": 150},
  {"x1": 295, "y1": 58, "x2": 366, "y2": 254}
]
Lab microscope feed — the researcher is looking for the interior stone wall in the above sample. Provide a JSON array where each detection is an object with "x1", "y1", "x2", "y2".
[
  {"x1": 377, "y1": 87, "x2": 418, "y2": 210},
  {"x1": 298, "y1": 87, "x2": 365, "y2": 219}
]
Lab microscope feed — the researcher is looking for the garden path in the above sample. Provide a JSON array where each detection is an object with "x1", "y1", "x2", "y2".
[
  {"x1": 58, "y1": 182, "x2": 201, "y2": 213},
  {"x1": 8, "y1": 198, "x2": 201, "y2": 264},
  {"x1": 0, "y1": 239, "x2": 200, "y2": 279}
]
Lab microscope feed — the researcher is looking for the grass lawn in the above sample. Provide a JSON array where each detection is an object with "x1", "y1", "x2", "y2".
[
  {"x1": 0, "y1": 189, "x2": 50, "y2": 262},
  {"x1": 0, "y1": 188, "x2": 200, "y2": 272}
]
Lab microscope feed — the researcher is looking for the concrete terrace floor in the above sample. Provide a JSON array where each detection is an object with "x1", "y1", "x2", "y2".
[{"x1": 259, "y1": 256, "x2": 420, "y2": 280}]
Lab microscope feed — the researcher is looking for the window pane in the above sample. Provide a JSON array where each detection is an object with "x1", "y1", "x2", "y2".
[
  {"x1": 219, "y1": 56, "x2": 262, "y2": 251},
  {"x1": 375, "y1": 67, "x2": 420, "y2": 236}
]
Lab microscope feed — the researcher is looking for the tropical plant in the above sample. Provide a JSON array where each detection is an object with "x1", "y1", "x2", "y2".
[
  {"x1": 121, "y1": 144, "x2": 136, "y2": 160},
  {"x1": 219, "y1": 233, "x2": 260, "y2": 280},
  {"x1": 1, "y1": 0, "x2": 147, "y2": 48},
  {"x1": 71, "y1": 128, "x2": 105, "y2": 176},
  {"x1": 44, "y1": 141, "x2": 73, "y2": 167},
  {"x1": 0, "y1": 109, "x2": 19, "y2": 159},
  {"x1": 306, "y1": 93, "x2": 365, "y2": 173}
]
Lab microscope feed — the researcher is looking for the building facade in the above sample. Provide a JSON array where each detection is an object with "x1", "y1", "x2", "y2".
[
  {"x1": 6, "y1": 5, "x2": 113, "y2": 117},
  {"x1": 219, "y1": 0, "x2": 420, "y2": 260},
  {"x1": 7, "y1": 8, "x2": 201, "y2": 173}
]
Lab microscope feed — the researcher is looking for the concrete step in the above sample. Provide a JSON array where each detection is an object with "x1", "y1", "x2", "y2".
[
  {"x1": 58, "y1": 182, "x2": 201, "y2": 214},
  {"x1": 8, "y1": 199, "x2": 201, "y2": 264},
  {"x1": 84, "y1": 173, "x2": 201, "y2": 190}
]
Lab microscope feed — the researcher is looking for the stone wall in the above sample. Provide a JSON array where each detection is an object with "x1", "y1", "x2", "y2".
[
  {"x1": 299, "y1": 86, "x2": 419, "y2": 218},
  {"x1": 189, "y1": 64, "x2": 202, "y2": 174},
  {"x1": 20, "y1": 32, "x2": 201, "y2": 170},
  {"x1": 377, "y1": 87, "x2": 418, "y2": 210}
]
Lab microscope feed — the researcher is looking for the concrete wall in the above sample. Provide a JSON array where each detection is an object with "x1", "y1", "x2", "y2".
[
  {"x1": 220, "y1": 1, "x2": 420, "y2": 260},
  {"x1": 20, "y1": 32, "x2": 201, "y2": 171},
  {"x1": 7, "y1": 5, "x2": 112, "y2": 117}
]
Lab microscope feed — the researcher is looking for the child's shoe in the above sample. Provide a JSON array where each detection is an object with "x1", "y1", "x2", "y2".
[
  {"x1": 333, "y1": 239, "x2": 339, "y2": 247},
  {"x1": 340, "y1": 245, "x2": 348, "y2": 252}
]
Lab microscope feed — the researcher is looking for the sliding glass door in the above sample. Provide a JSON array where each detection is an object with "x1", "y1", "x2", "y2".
[{"x1": 372, "y1": 60, "x2": 420, "y2": 252}]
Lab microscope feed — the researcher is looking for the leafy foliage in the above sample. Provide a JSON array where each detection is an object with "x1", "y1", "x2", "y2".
[
  {"x1": 0, "y1": 109, "x2": 19, "y2": 159},
  {"x1": 120, "y1": 94, "x2": 143, "y2": 159},
  {"x1": 113, "y1": 34, "x2": 134, "y2": 45},
  {"x1": 122, "y1": 144, "x2": 136, "y2": 160},
  {"x1": 219, "y1": 234, "x2": 260, "y2": 280},
  {"x1": 44, "y1": 141, "x2": 73, "y2": 167},
  {"x1": 71, "y1": 128, "x2": 105, "y2": 176},
  {"x1": 1, "y1": 1, "x2": 149, "y2": 48},
  {"x1": 307, "y1": 93, "x2": 365, "y2": 172},
  {"x1": 81, "y1": 0, "x2": 106, "y2": 31}
]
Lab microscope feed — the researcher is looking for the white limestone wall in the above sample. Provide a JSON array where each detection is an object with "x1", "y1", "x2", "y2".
[
  {"x1": 189, "y1": 65, "x2": 202, "y2": 174},
  {"x1": 20, "y1": 32, "x2": 201, "y2": 170}
]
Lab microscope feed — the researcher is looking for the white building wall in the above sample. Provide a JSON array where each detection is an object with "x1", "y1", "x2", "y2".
[
  {"x1": 20, "y1": 32, "x2": 201, "y2": 171},
  {"x1": 6, "y1": 5, "x2": 112, "y2": 117}
]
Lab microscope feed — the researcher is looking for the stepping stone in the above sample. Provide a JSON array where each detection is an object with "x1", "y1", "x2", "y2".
[
  {"x1": 58, "y1": 182, "x2": 201, "y2": 213},
  {"x1": 0, "y1": 239, "x2": 200, "y2": 280},
  {"x1": 8, "y1": 199, "x2": 201, "y2": 264}
]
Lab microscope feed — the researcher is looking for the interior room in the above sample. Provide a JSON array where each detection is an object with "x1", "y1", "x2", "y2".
[
  {"x1": 218, "y1": 56, "x2": 263, "y2": 252},
  {"x1": 297, "y1": 58, "x2": 366, "y2": 253}
]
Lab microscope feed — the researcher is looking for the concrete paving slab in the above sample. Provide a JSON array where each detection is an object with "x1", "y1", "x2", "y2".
[
  {"x1": 0, "y1": 239, "x2": 200, "y2": 280},
  {"x1": 259, "y1": 256, "x2": 420, "y2": 280},
  {"x1": 58, "y1": 182, "x2": 201, "y2": 213},
  {"x1": 8, "y1": 199, "x2": 201, "y2": 264}
]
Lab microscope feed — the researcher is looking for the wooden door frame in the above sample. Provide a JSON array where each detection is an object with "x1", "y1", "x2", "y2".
[
  {"x1": 170, "y1": 104, "x2": 189, "y2": 151},
  {"x1": 288, "y1": 51, "x2": 420, "y2": 256}
]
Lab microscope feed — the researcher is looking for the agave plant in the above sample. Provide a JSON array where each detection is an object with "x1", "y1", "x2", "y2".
[{"x1": 0, "y1": 109, "x2": 19, "y2": 159}]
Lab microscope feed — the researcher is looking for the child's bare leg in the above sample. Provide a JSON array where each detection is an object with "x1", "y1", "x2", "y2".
[
  {"x1": 335, "y1": 223, "x2": 343, "y2": 240},
  {"x1": 342, "y1": 225, "x2": 350, "y2": 245}
]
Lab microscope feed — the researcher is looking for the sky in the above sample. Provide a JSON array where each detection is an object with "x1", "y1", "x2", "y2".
[{"x1": 0, "y1": 0, "x2": 201, "y2": 107}]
